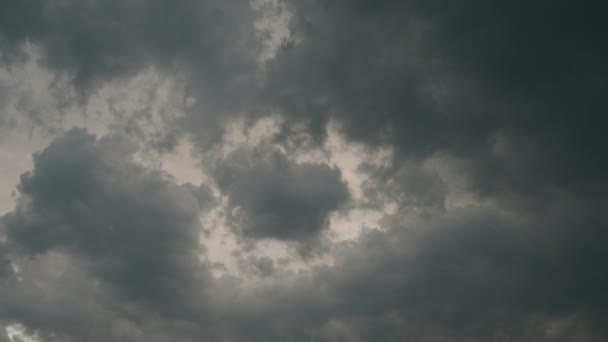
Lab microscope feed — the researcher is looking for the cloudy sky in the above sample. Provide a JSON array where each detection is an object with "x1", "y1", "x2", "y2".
[{"x1": 0, "y1": 1, "x2": 606, "y2": 341}]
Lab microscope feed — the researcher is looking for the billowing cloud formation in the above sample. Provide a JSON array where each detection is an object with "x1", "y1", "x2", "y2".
[
  {"x1": 267, "y1": 0, "x2": 607, "y2": 201},
  {"x1": 2, "y1": 128, "x2": 210, "y2": 315},
  {"x1": 0, "y1": 0, "x2": 260, "y2": 147},
  {"x1": 0, "y1": 0, "x2": 257, "y2": 94},
  {"x1": 215, "y1": 146, "x2": 349, "y2": 242},
  {"x1": 0, "y1": 0, "x2": 606, "y2": 341}
]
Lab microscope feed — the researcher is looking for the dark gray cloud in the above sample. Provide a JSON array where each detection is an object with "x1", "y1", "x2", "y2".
[
  {"x1": 182, "y1": 182, "x2": 217, "y2": 214},
  {"x1": 360, "y1": 161, "x2": 448, "y2": 211},
  {"x1": 0, "y1": 0, "x2": 258, "y2": 97},
  {"x1": 266, "y1": 0, "x2": 608, "y2": 203},
  {"x1": 0, "y1": 0, "x2": 606, "y2": 341},
  {"x1": 215, "y1": 146, "x2": 349, "y2": 243},
  {"x1": 0, "y1": 0, "x2": 262, "y2": 150},
  {"x1": 2, "y1": 128, "x2": 211, "y2": 317},
  {"x1": 205, "y1": 199, "x2": 608, "y2": 341},
  {"x1": 0, "y1": 128, "x2": 606, "y2": 341}
]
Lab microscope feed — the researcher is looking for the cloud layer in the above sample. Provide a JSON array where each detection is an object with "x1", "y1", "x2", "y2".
[{"x1": 0, "y1": 0, "x2": 606, "y2": 341}]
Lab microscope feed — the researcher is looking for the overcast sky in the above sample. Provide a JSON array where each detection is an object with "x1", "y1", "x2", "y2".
[{"x1": 0, "y1": 1, "x2": 606, "y2": 341}]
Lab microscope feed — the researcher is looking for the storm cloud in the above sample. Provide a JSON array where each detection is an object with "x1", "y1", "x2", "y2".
[
  {"x1": 215, "y1": 146, "x2": 349, "y2": 243},
  {"x1": 2, "y1": 128, "x2": 211, "y2": 316},
  {"x1": 0, "y1": 0, "x2": 606, "y2": 341}
]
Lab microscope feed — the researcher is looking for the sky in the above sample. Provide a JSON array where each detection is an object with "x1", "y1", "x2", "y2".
[{"x1": 0, "y1": 1, "x2": 606, "y2": 341}]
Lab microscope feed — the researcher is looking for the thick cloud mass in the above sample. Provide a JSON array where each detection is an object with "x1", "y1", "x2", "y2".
[
  {"x1": 215, "y1": 147, "x2": 349, "y2": 242},
  {"x1": 0, "y1": 0, "x2": 607, "y2": 341},
  {"x1": 268, "y1": 0, "x2": 608, "y2": 201},
  {"x1": 2, "y1": 128, "x2": 210, "y2": 315},
  {"x1": 0, "y1": 0, "x2": 257, "y2": 93}
]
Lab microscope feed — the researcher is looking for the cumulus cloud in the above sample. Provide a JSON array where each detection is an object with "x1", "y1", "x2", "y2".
[
  {"x1": 2, "y1": 128, "x2": 211, "y2": 317},
  {"x1": 266, "y1": 0, "x2": 608, "y2": 203},
  {"x1": 0, "y1": 0, "x2": 258, "y2": 94},
  {"x1": 0, "y1": 0, "x2": 606, "y2": 341},
  {"x1": 215, "y1": 146, "x2": 349, "y2": 244}
]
